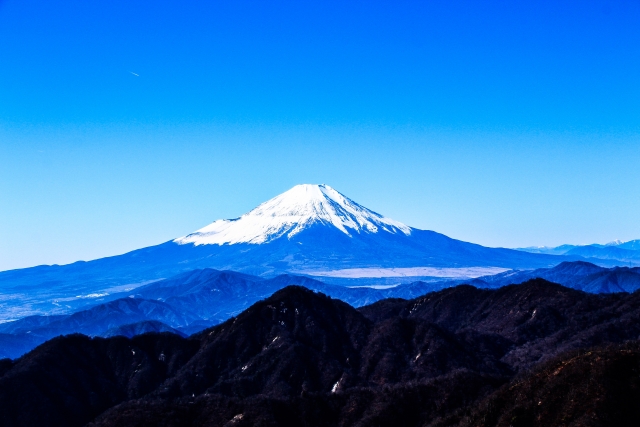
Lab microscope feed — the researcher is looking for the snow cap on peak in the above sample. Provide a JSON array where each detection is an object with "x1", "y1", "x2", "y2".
[{"x1": 175, "y1": 184, "x2": 411, "y2": 246}]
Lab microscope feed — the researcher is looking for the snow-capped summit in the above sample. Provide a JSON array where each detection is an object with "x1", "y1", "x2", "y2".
[{"x1": 175, "y1": 184, "x2": 411, "y2": 246}]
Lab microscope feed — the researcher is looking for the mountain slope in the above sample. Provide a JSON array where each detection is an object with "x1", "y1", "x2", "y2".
[
  {"x1": 617, "y1": 239, "x2": 640, "y2": 251},
  {"x1": 0, "y1": 270, "x2": 388, "y2": 359},
  {"x1": 476, "y1": 261, "x2": 640, "y2": 293},
  {"x1": 517, "y1": 239, "x2": 640, "y2": 264},
  {"x1": 102, "y1": 320, "x2": 187, "y2": 338},
  {"x1": 565, "y1": 245, "x2": 640, "y2": 261},
  {"x1": 0, "y1": 333, "x2": 198, "y2": 427},
  {"x1": 175, "y1": 184, "x2": 411, "y2": 245},
  {"x1": 437, "y1": 343, "x2": 640, "y2": 427},
  {"x1": 0, "y1": 297, "x2": 199, "y2": 358},
  {"x1": 3, "y1": 281, "x2": 640, "y2": 426},
  {"x1": 0, "y1": 184, "x2": 584, "y2": 322}
]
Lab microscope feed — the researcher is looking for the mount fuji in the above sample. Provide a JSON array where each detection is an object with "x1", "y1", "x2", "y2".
[
  {"x1": 1, "y1": 184, "x2": 581, "y2": 320},
  {"x1": 175, "y1": 184, "x2": 412, "y2": 246}
]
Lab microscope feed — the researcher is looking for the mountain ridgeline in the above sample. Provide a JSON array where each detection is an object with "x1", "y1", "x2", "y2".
[
  {"x1": 519, "y1": 239, "x2": 640, "y2": 262},
  {"x1": 2, "y1": 280, "x2": 640, "y2": 426},
  {"x1": 474, "y1": 260, "x2": 640, "y2": 293},
  {"x1": 1, "y1": 184, "x2": 603, "y2": 324},
  {"x1": 4, "y1": 261, "x2": 640, "y2": 360}
]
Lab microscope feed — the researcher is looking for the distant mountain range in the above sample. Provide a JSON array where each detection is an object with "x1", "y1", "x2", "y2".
[
  {"x1": 473, "y1": 260, "x2": 640, "y2": 293},
  {"x1": 517, "y1": 239, "x2": 640, "y2": 262},
  {"x1": 0, "y1": 184, "x2": 623, "y2": 322},
  {"x1": 2, "y1": 281, "x2": 640, "y2": 427},
  {"x1": 3, "y1": 260, "x2": 640, "y2": 359}
]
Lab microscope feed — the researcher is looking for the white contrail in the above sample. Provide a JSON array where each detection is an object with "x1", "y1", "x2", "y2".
[{"x1": 129, "y1": 71, "x2": 139, "y2": 77}]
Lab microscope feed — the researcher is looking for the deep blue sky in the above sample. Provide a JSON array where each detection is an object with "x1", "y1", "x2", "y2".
[{"x1": 1, "y1": 0, "x2": 639, "y2": 270}]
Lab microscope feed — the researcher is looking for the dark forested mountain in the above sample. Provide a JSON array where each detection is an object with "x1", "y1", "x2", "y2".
[
  {"x1": 2, "y1": 280, "x2": 640, "y2": 427},
  {"x1": 431, "y1": 343, "x2": 640, "y2": 427}
]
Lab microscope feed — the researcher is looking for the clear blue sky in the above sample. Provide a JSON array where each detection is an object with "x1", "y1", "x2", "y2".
[{"x1": 1, "y1": 0, "x2": 639, "y2": 271}]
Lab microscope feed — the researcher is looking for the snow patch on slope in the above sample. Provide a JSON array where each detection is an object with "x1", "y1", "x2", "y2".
[{"x1": 175, "y1": 184, "x2": 411, "y2": 246}]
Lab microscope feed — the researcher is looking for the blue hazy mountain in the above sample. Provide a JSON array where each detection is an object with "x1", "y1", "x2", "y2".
[
  {"x1": 1, "y1": 184, "x2": 588, "y2": 322},
  {"x1": 617, "y1": 239, "x2": 640, "y2": 251},
  {"x1": 4, "y1": 261, "x2": 640, "y2": 359},
  {"x1": 475, "y1": 261, "x2": 640, "y2": 293},
  {"x1": 101, "y1": 320, "x2": 187, "y2": 338},
  {"x1": 0, "y1": 270, "x2": 391, "y2": 358},
  {"x1": 517, "y1": 239, "x2": 640, "y2": 263}
]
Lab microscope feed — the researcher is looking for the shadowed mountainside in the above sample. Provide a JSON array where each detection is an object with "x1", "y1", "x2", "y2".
[
  {"x1": 2, "y1": 280, "x2": 640, "y2": 426},
  {"x1": 429, "y1": 343, "x2": 640, "y2": 427}
]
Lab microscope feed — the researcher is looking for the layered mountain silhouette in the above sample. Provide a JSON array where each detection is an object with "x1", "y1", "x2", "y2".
[
  {"x1": 2, "y1": 280, "x2": 640, "y2": 426},
  {"x1": 102, "y1": 320, "x2": 187, "y2": 339},
  {"x1": 475, "y1": 260, "x2": 640, "y2": 293},
  {"x1": 4, "y1": 261, "x2": 640, "y2": 359},
  {"x1": 1, "y1": 184, "x2": 593, "y2": 322},
  {"x1": 518, "y1": 239, "x2": 640, "y2": 263}
]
